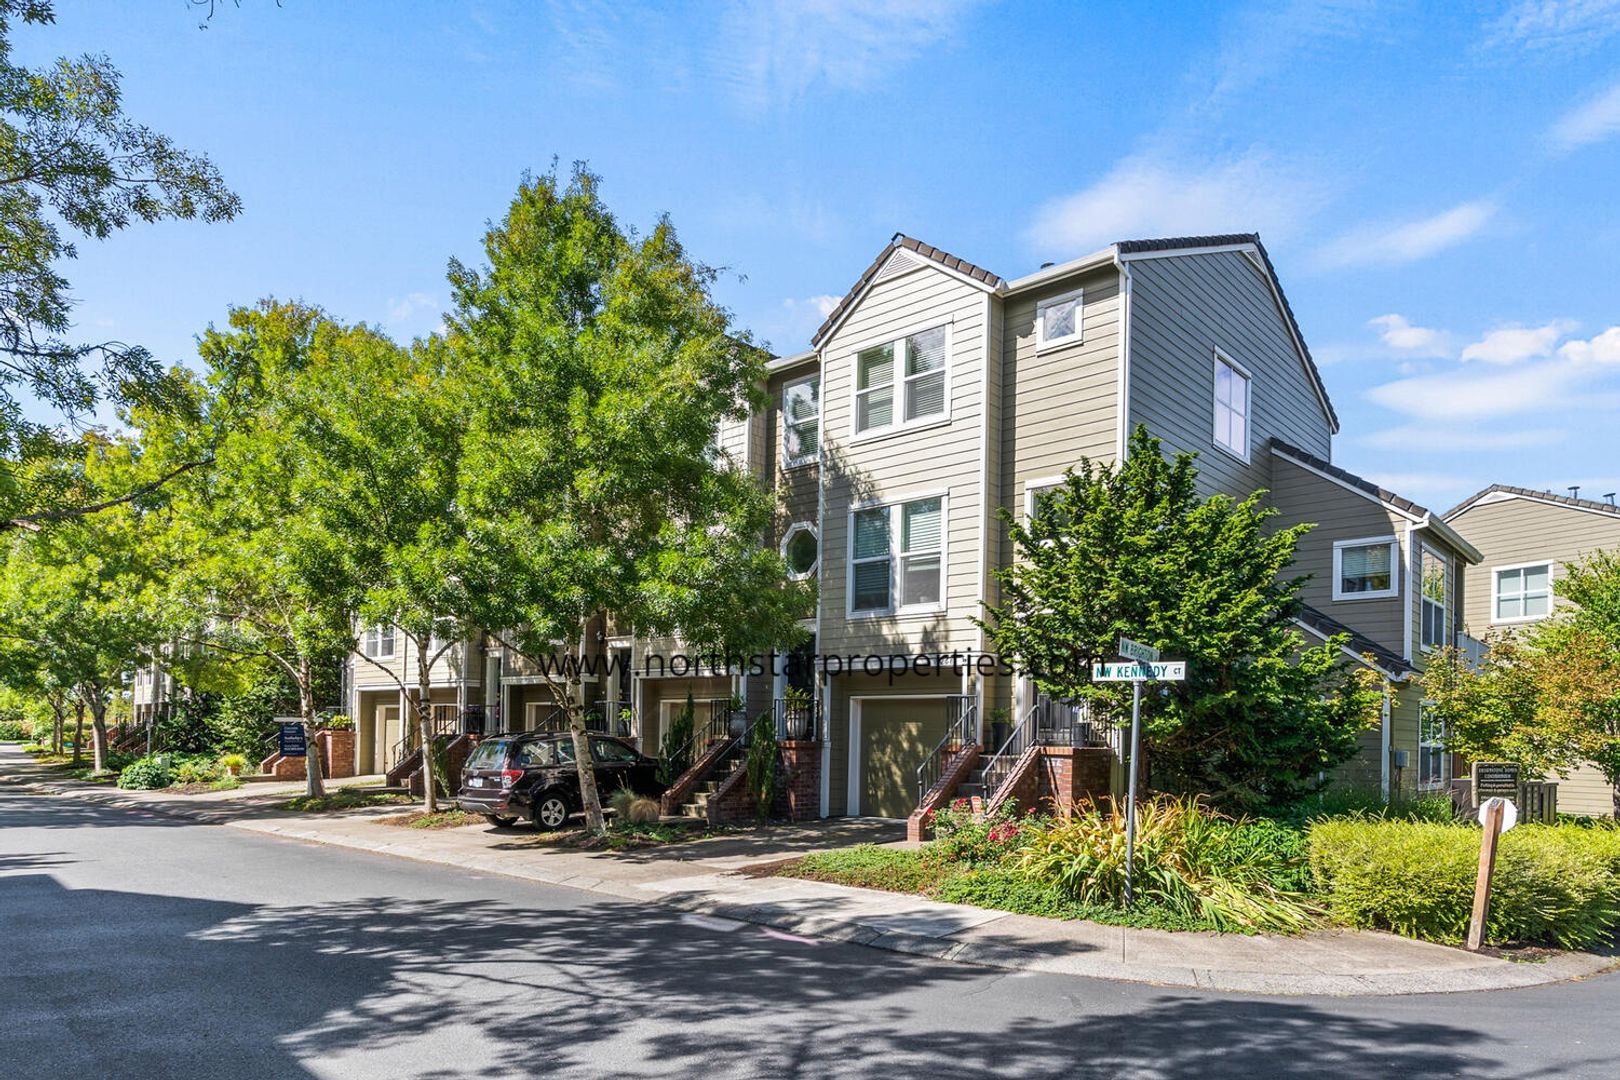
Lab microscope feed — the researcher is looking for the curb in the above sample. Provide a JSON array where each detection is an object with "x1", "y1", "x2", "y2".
[{"x1": 6, "y1": 771, "x2": 1618, "y2": 997}]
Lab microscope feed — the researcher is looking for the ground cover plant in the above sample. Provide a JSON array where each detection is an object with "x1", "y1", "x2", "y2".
[{"x1": 279, "y1": 786, "x2": 413, "y2": 813}]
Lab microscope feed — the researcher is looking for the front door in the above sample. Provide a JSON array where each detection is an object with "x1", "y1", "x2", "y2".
[
  {"x1": 376, "y1": 704, "x2": 402, "y2": 774},
  {"x1": 859, "y1": 698, "x2": 950, "y2": 818}
]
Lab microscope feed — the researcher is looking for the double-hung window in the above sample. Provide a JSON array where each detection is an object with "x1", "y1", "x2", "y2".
[
  {"x1": 850, "y1": 496, "x2": 945, "y2": 614},
  {"x1": 782, "y1": 375, "x2": 820, "y2": 466},
  {"x1": 853, "y1": 325, "x2": 947, "y2": 436},
  {"x1": 1333, "y1": 537, "x2": 1399, "y2": 600},
  {"x1": 1035, "y1": 289, "x2": 1083, "y2": 350},
  {"x1": 1421, "y1": 547, "x2": 1449, "y2": 651},
  {"x1": 1213, "y1": 352, "x2": 1250, "y2": 460},
  {"x1": 1418, "y1": 704, "x2": 1447, "y2": 788},
  {"x1": 1494, "y1": 563, "x2": 1552, "y2": 623},
  {"x1": 363, "y1": 624, "x2": 396, "y2": 660}
]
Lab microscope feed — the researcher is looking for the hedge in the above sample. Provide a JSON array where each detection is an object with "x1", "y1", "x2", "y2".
[{"x1": 1309, "y1": 818, "x2": 1620, "y2": 949}]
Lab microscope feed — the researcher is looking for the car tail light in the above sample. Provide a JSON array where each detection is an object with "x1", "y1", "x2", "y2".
[{"x1": 500, "y1": 769, "x2": 523, "y2": 789}]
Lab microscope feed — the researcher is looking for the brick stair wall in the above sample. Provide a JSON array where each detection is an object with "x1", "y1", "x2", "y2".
[
  {"x1": 406, "y1": 734, "x2": 478, "y2": 797},
  {"x1": 659, "y1": 738, "x2": 737, "y2": 816},
  {"x1": 906, "y1": 744, "x2": 982, "y2": 842}
]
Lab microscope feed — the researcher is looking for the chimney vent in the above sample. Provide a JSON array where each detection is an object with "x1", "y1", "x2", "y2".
[
  {"x1": 1606, "y1": 493, "x2": 1617, "y2": 507},
  {"x1": 1569, "y1": 485, "x2": 1582, "y2": 499}
]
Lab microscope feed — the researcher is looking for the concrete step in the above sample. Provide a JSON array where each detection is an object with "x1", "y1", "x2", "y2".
[{"x1": 956, "y1": 782, "x2": 986, "y2": 799}]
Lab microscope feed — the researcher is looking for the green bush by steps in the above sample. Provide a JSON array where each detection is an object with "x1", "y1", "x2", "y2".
[
  {"x1": 116, "y1": 755, "x2": 173, "y2": 790},
  {"x1": 1309, "y1": 819, "x2": 1620, "y2": 949}
]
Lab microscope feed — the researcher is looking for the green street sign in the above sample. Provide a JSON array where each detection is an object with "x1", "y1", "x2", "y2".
[
  {"x1": 1118, "y1": 637, "x2": 1160, "y2": 663},
  {"x1": 1092, "y1": 661, "x2": 1186, "y2": 682}
]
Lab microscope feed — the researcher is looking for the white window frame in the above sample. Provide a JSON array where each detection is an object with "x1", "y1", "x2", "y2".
[
  {"x1": 363, "y1": 624, "x2": 396, "y2": 660},
  {"x1": 1332, "y1": 536, "x2": 1400, "y2": 601},
  {"x1": 849, "y1": 322, "x2": 952, "y2": 441},
  {"x1": 1419, "y1": 544, "x2": 1449, "y2": 653},
  {"x1": 1211, "y1": 349, "x2": 1252, "y2": 463},
  {"x1": 1418, "y1": 701, "x2": 1448, "y2": 790},
  {"x1": 846, "y1": 492, "x2": 948, "y2": 618},
  {"x1": 781, "y1": 373, "x2": 820, "y2": 468},
  {"x1": 1491, "y1": 561, "x2": 1554, "y2": 625},
  {"x1": 780, "y1": 521, "x2": 819, "y2": 581},
  {"x1": 1034, "y1": 288, "x2": 1084, "y2": 351}
]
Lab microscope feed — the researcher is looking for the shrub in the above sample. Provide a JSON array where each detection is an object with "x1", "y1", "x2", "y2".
[
  {"x1": 219, "y1": 753, "x2": 250, "y2": 776},
  {"x1": 787, "y1": 846, "x2": 953, "y2": 894},
  {"x1": 933, "y1": 869, "x2": 1218, "y2": 931},
  {"x1": 925, "y1": 798, "x2": 1030, "y2": 868},
  {"x1": 1309, "y1": 818, "x2": 1620, "y2": 948},
  {"x1": 622, "y1": 796, "x2": 661, "y2": 823},
  {"x1": 0, "y1": 719, "x2": 33, "y2": 741},
  {"x1": 608, "y1": 787, "x2": 637, "y2": 817},
  {"x1": 1017, "y1": 797, "x2": 1314, "y2": 933},
  {"x1": 1274, "y1": 783, "x2": 1456, "y2": 826},
  {"x1": 116, "y1": 755, "x2": 173, "y2": 790},
  {"x1": 172, "y1": 757, "x2": 225, "y2": 786}
]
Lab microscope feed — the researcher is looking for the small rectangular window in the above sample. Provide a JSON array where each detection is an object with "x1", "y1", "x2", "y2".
[
  {"x1": 1333, "y1": 537, "x2": 1399, "y2": 600},
  {"x1": 903, "y1": 327, "x2": 947, "y2": 421},
  {"x1": 850, "y1": 507, "x2": 892, "y2": 612},
  {"x1": 1213, "y1": 353, "x2": 1250, "y2": 460},
  {"x1": 1493, "y1": 563, "x2": 1551, "y2": 622},
  {"x1": 1035, "y1": 289, "x2": 1083, "y2": 349},
  {"x1": 1421, "y1": 547, "x2": 1449, "y2": 651},
  {"x1": 782, "y1": 375, "x2": 820, "y2": 465},
  {"x1": 1418, "y1": 705, "x2": 1447, "y2": 788},
  {"x1": 899, "y1": 497, "x2": 943, "y2": 606},
  {"x1": 363, "y1": 624, "x2": 396, "y2": 659}
]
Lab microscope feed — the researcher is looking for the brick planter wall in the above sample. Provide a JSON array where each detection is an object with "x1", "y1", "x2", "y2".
[
  {"x1": 1036, "y1": 746, "x2": 1113, "y2": 814},
  {"x1": 258, "y1": 728, "x2": 356, "y2": 781},
  {"x1": 906, "y1": 744, "x2": 982, "y2": 842},
  {"x1": 778, "y1": 740, "x2": 821, "y2": 821}
]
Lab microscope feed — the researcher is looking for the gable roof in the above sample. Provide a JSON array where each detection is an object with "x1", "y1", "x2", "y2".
[
  {"x1": 1445, "y1": 483, "x2": 1620, "y2": 522},
  {"x1": 1270, "y1": 439, "x2": 1483, "y2": 564},
  {"x1": 810, "y1": 234, "x2": 1003, "y2": 347},
  {"x1": 1294, "y1": 603, "x2": 1414, "y2": 679},
  {"x1": 807, "y1": 231, "x2": 1338, "y2": 433}
]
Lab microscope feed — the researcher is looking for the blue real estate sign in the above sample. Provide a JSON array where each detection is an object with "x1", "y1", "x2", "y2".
[{"x1": 277, "y1": 722, "x2": 307, "y2": 758}]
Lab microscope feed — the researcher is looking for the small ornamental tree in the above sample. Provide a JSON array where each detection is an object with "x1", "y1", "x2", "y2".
[
  {"x1": 978, "y1": 426, "x2": 1381, "y2": 813},
  {"x1": 450, "y1": 168, "x2": 810, "y2": 834}
]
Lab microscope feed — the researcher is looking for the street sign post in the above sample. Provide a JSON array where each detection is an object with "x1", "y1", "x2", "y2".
[
  {"x1": 1094, "y1": 649, "x2": 1186, "y2": 905},
  {"x1": 1466, "y1": 796, "x2": 1517, "y2": 950}
]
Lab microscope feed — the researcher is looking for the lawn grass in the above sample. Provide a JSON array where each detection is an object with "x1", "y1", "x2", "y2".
[
  {"x1": 278, "y1": 786, "x2": 413, "y2": 813},
  {"x1": 378, "y1": 809, "x2": 484, "y2": 829}
]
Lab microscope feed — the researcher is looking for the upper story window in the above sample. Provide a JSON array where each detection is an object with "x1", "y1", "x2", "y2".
[
  {"x1": 850, "y1": 495, "x2": 945, "y2": 615},
  {"x1": 363, "y1": 624, "x2": 396, "y2": 660},
  {"x1": 1212, "y1": 351, "x2": 1251, "y2": 461},
  {"x1": 1333, "y1": 536, "x2": 1399, "y2": 601},
  {"x1": 1493, "y1": 562, "x2": 1551, "y2": 623},
  {"x1": 782, "y1": 375, "x2": 820, "y2": 466},
  {"x1": 1421, "y1": 547, "x2": 1449, "y2": 651},
  {"x1": 854, "y1": 324, "x2": 948, "y2": 436},
  {"x1": 1035, "y1": 289, "x2": 1083, "y2": 350}
]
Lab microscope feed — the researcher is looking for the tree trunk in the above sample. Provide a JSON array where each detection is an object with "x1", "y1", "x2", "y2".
[
  {"x1": 300, "y1": 657, "x2": 325, "y2": 799},
  {"x1": 71, "y1": 697, "x2": 85, "y2": 766},
  {"x1": 416, "y1": 638, "x2": 438, "y2": 813},
  {"x1": 89, "y1": 692, "x2": 108, "y2": 774},
  {"x1": 572, "y1": 624, "x2": 606, "y2": 834},
  {"x1": 49, "y1": 697, "x2": 65, "y2": 755}
]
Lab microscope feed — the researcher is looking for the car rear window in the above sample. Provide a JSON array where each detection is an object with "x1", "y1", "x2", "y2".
[{"x1": 465, "y1": 740, "x2": 509, "y2": 770}]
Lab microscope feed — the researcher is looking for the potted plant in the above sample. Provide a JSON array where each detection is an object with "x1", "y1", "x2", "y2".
[
  {"x1": 987, "y1": 707, "x2": 1012, "y2": 752},
  {"x1": 219, "y1": 753, "x2": 249, "y2": 777}
]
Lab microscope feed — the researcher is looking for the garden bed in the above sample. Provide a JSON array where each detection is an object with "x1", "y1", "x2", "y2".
[{"x1": 278, "y1": 787, "x2": 413, "y2": 813}]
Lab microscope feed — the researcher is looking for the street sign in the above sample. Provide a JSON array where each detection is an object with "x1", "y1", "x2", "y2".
[
  {"x1": 1092, "y1": 661, "x2": 1186, "y2": 681},
  {"x1": 277, "y1": 721, "x2": 307, "y2": 758},
  {"x1": 1118, "y1": 637, "x2": 1160, "y2": 664}
]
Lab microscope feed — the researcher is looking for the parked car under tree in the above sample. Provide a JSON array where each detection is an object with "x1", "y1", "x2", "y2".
[{"x1": 457, "y1": 732, "x2": 666, "y2": 830}]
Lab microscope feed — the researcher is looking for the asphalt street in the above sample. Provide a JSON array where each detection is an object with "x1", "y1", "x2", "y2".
[{"x1": 2, "y1": 788, "x2": 1618, "y2": 1079}]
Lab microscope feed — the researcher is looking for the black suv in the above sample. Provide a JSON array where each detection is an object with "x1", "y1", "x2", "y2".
[{"x1": 456, "y1": 732, "x2": 665, "y2": 830}]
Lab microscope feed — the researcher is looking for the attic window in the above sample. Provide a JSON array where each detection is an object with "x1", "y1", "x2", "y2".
[{"x1": 1035, "y1": 289, "x2": 1083, "y2": 350}]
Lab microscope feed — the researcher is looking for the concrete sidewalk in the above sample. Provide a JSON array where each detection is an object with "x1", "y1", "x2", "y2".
[{"x1": 4, "y1": 744, "x2": 1615, "y2": 997}]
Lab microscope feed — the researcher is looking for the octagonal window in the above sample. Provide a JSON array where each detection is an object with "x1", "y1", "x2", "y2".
[{"x1": 782, "y1": 524, "x2": 819, "y2": 580}]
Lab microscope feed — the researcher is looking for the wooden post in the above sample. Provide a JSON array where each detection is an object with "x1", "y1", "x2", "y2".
[{"x1": 1466, "y1": 798, "x2": 1505, "y2": 951}]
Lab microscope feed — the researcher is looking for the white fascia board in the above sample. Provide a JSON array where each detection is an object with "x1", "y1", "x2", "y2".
[
  {"x1": 1415, "y1": 514, "x2": 1483, "y2": 566},
  {"x1": 1001, "y1": 246, "x2": 1116, "y2": 294},
  {"x1": 767, "y1": 350, "x2": 818, "y2": 373}
]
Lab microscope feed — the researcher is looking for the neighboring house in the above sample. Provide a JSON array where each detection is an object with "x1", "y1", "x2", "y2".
[
  {"x1": 346, "y1": 623, "x2": 487, "y2": 776},
  {"x1": 1444, "y1": 485, "x2": 1620, "y2": 817}
]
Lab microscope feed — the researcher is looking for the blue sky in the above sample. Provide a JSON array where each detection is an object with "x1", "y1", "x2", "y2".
[{"x1": 17, "y1": 0, "x2": 1620, "y2": 510}]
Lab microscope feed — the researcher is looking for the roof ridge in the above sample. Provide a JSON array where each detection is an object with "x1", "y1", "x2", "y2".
[
  {"x1": 809, "y1": 235, "x2": 1003, "y2": 347},
  {"x1": 1446, "y1": 482, "x2": 1620, "y2": 520},
  {"x1": 1269, "y1": 438, "x2": 1431, "y2": 519}
]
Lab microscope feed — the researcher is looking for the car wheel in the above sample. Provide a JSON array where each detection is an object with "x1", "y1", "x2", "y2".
[
  {"x1": 532, "y1": 793, "x2": 570, "y2": 831},
  {"x1": 483, "y1": 814, "x2": 517, "y2": 828}
]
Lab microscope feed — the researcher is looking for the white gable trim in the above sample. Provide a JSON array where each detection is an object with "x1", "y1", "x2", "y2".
[
  {"x1": 1447, "y1": 490, "x2": 1620, "y2": 524},
  {"x1": 816, "y1": 244, "x2": 997, "y2": 348}
]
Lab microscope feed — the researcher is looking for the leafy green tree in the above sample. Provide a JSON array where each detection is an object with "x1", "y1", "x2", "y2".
[
  {"x1": 0, "y1": 1, "x2": 240, "y2": 530},
  {"x1": 155, "y1": 304, "x2": 355, "y2": 798},
  {"x1": 979, "y1": 426, "x2": 1381, "y2": 813},
  {"x1": 449, "y1": 168, "x2": 809, "y2": 833}
]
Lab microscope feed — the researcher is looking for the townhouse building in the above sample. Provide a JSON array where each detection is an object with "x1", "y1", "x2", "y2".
[
  {"x1": 337, "y1": 230, "x2": 1488, "y2": 818},
  {"x1": 1444, "y1": 485, "x2": 1620, "y2": 816}
]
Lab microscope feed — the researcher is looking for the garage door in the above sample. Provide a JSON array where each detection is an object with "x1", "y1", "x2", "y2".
[{"x1": 860, "y1": 698, "x2": 951, "y2": 819}]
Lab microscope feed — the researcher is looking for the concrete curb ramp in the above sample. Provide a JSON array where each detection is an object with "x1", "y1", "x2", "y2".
[{"x1": 4, "y1": 764, "x2": 1616, "y2": 997}]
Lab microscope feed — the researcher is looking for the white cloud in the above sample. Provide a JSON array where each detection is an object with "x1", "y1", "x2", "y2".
[
  {"x1": 1360, "y1": 425, "x2": 1563, "y2": 452},
  {"x1": 1364, "y1": 359, "x2": 1587, "y2": 421},
  {"x1": 1550, "y1": 82, "x2": 1620, "y2": 151},
  {"x1": 757, "y1": 294, "x2": 844, "y2": 351},
  {"x1": 1369, "y1": 314, "x2": 1451, "y2": 357},
  {"x1": 1315, "y1": 200, "x2": 1497, "y2": 269},
  {"x1": 1485, "y1": 0, "x2": 1620, "y2": 51},
  {"x1": 1360, "y1": 471, "x2": 1483, "y2": 503},
  {"x1": 1025, "y1": 151, "x2": 1330, "y2": 255},
  {"x1": 386, "y1": 292, "x2": 438, "y2": 324},
  {"x1": 1558, "y1": 325, "x2": 1620, "y2": 364},
  {"x1": 716, "y1": 0, "x2": 983, "y2": 110},
  {"x1": 1459, "y1": 320, "x2": 1576, "y2": 364}
]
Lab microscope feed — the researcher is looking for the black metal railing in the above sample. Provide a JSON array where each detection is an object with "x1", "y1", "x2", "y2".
[
  {"x1": 916, "y1": 695, "x2": 978, "y2": 805},
  {"x1": 661, "y1": 698, "x2": 741, "y2": 775},
  {"x1": 389, "y1": 713, "x2": 460, "y2": 771},
  {"x1": 1030, "y1": 696, "x2": 1116, "y2": 750},
  {"x1": 772, "y1": 697, "x2": 820, "y2": 742},
  {"x1": 979, "y1": 704, "x2": 1038, "y2": 804}
]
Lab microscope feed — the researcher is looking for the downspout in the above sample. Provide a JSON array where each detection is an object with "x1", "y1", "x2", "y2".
[
  {"x1": 1380, "y1": 681, "x2": 1392, "y2": 802},
  {"x1": 1112, "y1": 251, "x2": 1134, "y2": 463},
  {"x1": 1401, "y1": 521, "x2": 1416, "y2": 662},
  {"x1": 814, "y1": 348, "x2": 830, "y2": 818}
]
